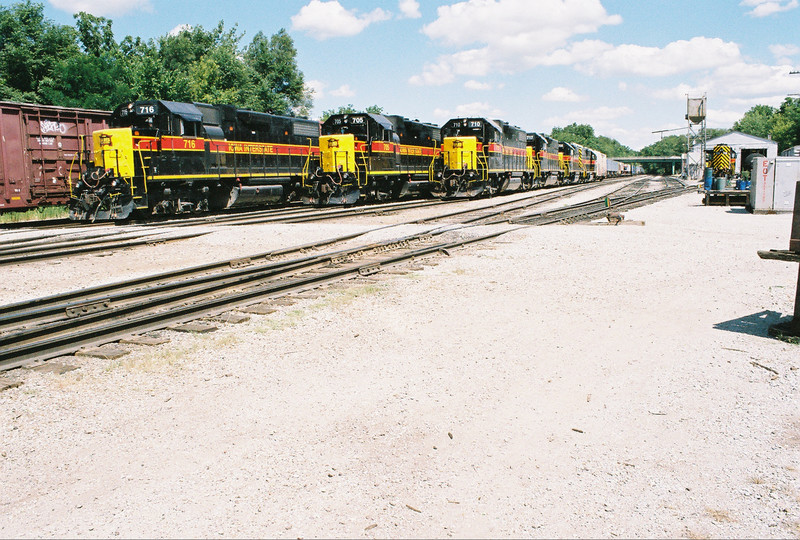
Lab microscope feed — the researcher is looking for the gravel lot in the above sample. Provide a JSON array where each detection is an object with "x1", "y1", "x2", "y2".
[{"x1": 1, "y1": 185, "x2": 799, "y2": 539}]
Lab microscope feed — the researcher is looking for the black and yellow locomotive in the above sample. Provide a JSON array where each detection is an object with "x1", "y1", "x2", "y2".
[
  {"x1": 436, "y1": 117, "x2": 530, "y2": 197},
  {"x1": 526, "y1": 132, "x2": 562, "y2": 187},
  {"x1": 303, "y1": 113, "x2": 441, "y2": 204},
  {"x1": 69, "y1": 100, "x2": 320, "y2": 220},
  {"x1": 67, "y1": 99, "x2": 628, "y2": 220}
]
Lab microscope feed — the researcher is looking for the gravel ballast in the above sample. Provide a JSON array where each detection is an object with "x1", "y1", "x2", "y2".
[{"x1": 1, "y1": 189, "x2": 798, "y2": 538}]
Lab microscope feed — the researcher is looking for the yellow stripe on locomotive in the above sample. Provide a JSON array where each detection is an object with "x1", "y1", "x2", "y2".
[
  {"x1": 320, "y1": 134, "x2": 356, "y2": 174},
  {"x1": 93, "y1": 128, "x2": 134, "y2": 179},
  {"x1": 442, "y1": 136, "x2": 477, "y2": 171}
]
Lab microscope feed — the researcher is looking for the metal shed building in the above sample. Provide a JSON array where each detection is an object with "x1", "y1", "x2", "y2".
[{"x1": 688, "y1": 131, "x2": 778, "y2": 180}]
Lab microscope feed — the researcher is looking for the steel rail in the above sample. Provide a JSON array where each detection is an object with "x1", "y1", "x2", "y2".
[
  {"x1": 510, "y1": 182, "x2": 693, "y2": 226},
  {"x1": 0, "y1": 231, "x2": 210, "y2": 266},
  {"x1": 0, "y1": 229, "x2": 372, "y2": 326},
  {"x1": 0, "y1": 228, "x2": 509, "y2": 370},
  {"x1": 0, "y1": 231, "x2": 437, "y2": 336}
]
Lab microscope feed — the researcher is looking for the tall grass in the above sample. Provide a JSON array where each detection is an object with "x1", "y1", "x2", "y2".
[{"x1": 0, "y1": 206, "x2": 70, "y2": 223}]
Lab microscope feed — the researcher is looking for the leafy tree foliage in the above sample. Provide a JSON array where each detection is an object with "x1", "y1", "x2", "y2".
[
  {"x1": 733, "y1": 104, "x2": 776, "y2": 140},
  {"x1": 549, "y1": 123, "x2": 635, "y2": 157},
  {"x1": 640, "y1": 134, "x2": 686, "y2": 157},
  {"x1": 0, "y1": 1, "x2": 79, "y2": 101},
  {"x1": 771, "y1": 98, "x2": 800, "y2": 152},
  {"x1": 0, "y1": 1, "x2": 311, "y2": 117},
  {"x1": 321, "y1": 104, "x2": 383, "y2": 122},
  {"x1": 246, "y1": 29, "x2": 311, "y2": 116},
  {"x1": 74, "y1": 11, "x2": 114, "y2": 57}
]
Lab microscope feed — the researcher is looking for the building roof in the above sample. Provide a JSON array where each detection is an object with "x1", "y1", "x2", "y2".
[{"x1": 692, "y1": 130, "x2": 777, "y2": 151}]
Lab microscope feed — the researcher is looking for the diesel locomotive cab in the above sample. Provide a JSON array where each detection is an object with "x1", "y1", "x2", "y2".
[
  {"x1": 70, "y1": 100, "x2": 207, "y2": 220},
  {"x1": 305, "y1": 113, "x2": 441, "y2": 205},
  {"x1": 438, "y1": 118, "x2": 527, "y2": 197},
  {"x1": 69, "y1": 99, "x2": 320, "y2": 221}
]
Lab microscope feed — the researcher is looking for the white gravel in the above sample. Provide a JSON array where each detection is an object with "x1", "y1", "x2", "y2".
[{"x1": 1, "y1": 184, "x2": 798, "y2": 539}]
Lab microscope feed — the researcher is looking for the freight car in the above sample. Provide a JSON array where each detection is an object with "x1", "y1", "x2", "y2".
[
  {"x1": 303, "y1": 112, "x2": 440, "y2": 204},
  {"x1": 0, "y1": 101, "x2": 110, "y2": 212},
  {"x1": 69, "y1": 100, "x2": 320, "y2": 220}
]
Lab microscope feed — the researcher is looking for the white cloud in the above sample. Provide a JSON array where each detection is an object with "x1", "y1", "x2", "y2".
[
  {"x1": 291, "y1": 0, "x2": 391, "y2": 40},
  {"x1": 651, "y1": 60, "x2": 798, "y2": 108},
  {"x1": 305, "y1": 79, "x2": 326, "y2": 99},
  {"x1": 433, "y1": 102, "x2": 504, "y2": 120},
  {"x1": 421, "y1": 0, "x2": 621, "y2": 48},
  {"x1": 48, "y1": 0, "x2": 153, "y2": 16},
  {"x1": 707, "y1": 107, "x2": 747, "y2": 128},
  {"x1": 542, "y1": 87, "x2": 584, "y2": 102},
  {"x1": 168, "y1": 24, "x2": 192, "y2": 37},
  {"x1": 454, "y1": 102, "x2": 504, "y2": 117},
  {"x1": 769, "y1": 43, "x2": 800, "y2": 64},
  {"x1": 569, "y1": 37, "x2": 742, "y2": 77},
  {"x1": 398, "y1": 0, "x2": 421, "y2": 18},
  {"x1": 329, "y1": 84, "x2": 355, "y2": 98},
  {"x1": 770, "y1": 44, "x2": 800, "y2": 57},
  {"x1": 740, "y1": 0, "x2": 799, "y2": 17},
  {"x1": 707, "y1": 61, "x2": 800, "y2": 96},
  {"x1": 464, "y1": 80, "x2": 492, "y2": 90},
  {"x1": 544, "y1": 106, "x2": 633, "y2": 130},
  {"x1": 410, "y1": 0, "x2": 621, "y2": 85},
  {"x1": 651, "y1": 83, "x2": 705, "y2": 101}
]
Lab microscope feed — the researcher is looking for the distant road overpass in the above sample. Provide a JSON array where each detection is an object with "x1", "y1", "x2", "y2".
[{"x1": 612, "y1": 155, "x2": 683, "y2": 175}]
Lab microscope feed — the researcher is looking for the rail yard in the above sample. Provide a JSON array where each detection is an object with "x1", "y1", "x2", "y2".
[{"x1": 0, "y1": 177, "x2": 798, "y2": 538}]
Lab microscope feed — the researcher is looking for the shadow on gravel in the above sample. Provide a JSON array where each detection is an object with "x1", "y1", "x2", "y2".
[{"x1": 714, "y1": 310, "x2": 787, "y2": 337}]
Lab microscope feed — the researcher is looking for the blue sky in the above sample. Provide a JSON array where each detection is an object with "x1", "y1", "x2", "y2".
[{"x1": 10, "y1": 0, "x2": 800, "y2": 150}]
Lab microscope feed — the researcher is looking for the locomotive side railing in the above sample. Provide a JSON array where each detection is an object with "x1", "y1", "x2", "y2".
[
  {"x1": 133, "y1": 147, "x2": 150, "y2": 209},
  {"x1": 477, "y1": 152, "x2": 488, "y2": 182},
  {"x1": 357, "y1": 154, "x2": 369, "y2": 187}
]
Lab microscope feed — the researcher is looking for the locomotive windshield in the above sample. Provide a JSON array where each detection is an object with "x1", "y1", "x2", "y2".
[
  {"x1": 111, "y1": 100, "x2": 202, "y2": 137},
  {"x1": 442, "y1": 118, "x2": 502, "y2": 142},
  {"x1": 322, "y1": 114, "x2": 397, "y2": 143}
]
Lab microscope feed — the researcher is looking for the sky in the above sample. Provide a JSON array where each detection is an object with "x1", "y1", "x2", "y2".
[{"x1": 8, "y1": 0, "x2": 800, "y2": 151}]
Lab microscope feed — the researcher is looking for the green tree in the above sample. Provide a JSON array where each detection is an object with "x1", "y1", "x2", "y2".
[
  {"x1": 549, "y1": 123, "x2": 635, "y2": 157},
  {"x1": 245, "y1": 29, "x2": 310, "y2": 115},
  {"x1": 771, "y1": 97, "x2": 800, "y2": 152},
  {"x1": 640, "y1": 135, "x2": 686, "y2": 156},
  {"x1": 117, "y1": 36, "x2": 170, "y2": 101},
  {"x1": 320, "y1": 105, "x2": 384, "y2": 122},
  {"x1": 0, "y1": 3, "x2": 315, "y2": 116},
  {"x1": 38, "y1": 53, "x2": 131, "y2": 110},
  {"x1": 37, "y1": 10, "x2": 127, "y2": 109},
  {"x1": 0, "y1": 1, "x2": 80, "y2": 102},
  {"x1": 733, "y1": 104, "x2": 776, "y2": 140},
  {"x1": 321, "y1": 104, "x2": 358, "y2": 121},
  {"x1": 73, "y1": 11, "x2": 115, "y2": 57},
  {"x1": 639, "y1": 135, "x2": 687, "y2": 175}
]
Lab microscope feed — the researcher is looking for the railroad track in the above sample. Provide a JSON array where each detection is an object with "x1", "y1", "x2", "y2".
[
  {"x1": 1, "y1": 176, "x2": 673, "y2": 371},
  {"x1": 507, "y1": 176, "x2": 692, "y2": 226},
  {"x1": 0, "y1": 226, "x2": 510, "y2": 370},
  {"x1": 0, "y1": 229, "x2": 210, "y2": 266}
]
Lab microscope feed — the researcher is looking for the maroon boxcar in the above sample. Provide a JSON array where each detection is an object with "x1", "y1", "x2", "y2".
[{"x1": 0, "y1": 101, "x2": 110, "y2": 212}]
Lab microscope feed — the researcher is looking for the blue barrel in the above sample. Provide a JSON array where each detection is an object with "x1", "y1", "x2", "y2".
[{"x1": 704, "y1": 167, "x2": 713, "y2": 190}]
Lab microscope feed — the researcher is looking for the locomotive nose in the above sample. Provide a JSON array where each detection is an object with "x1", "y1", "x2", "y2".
[
  {"x1": 320, "y1": 134, "x2": 356, "y2": 174},
  {"x1": 442, "y1": 136, "x2": 477, "y2": 172}
]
